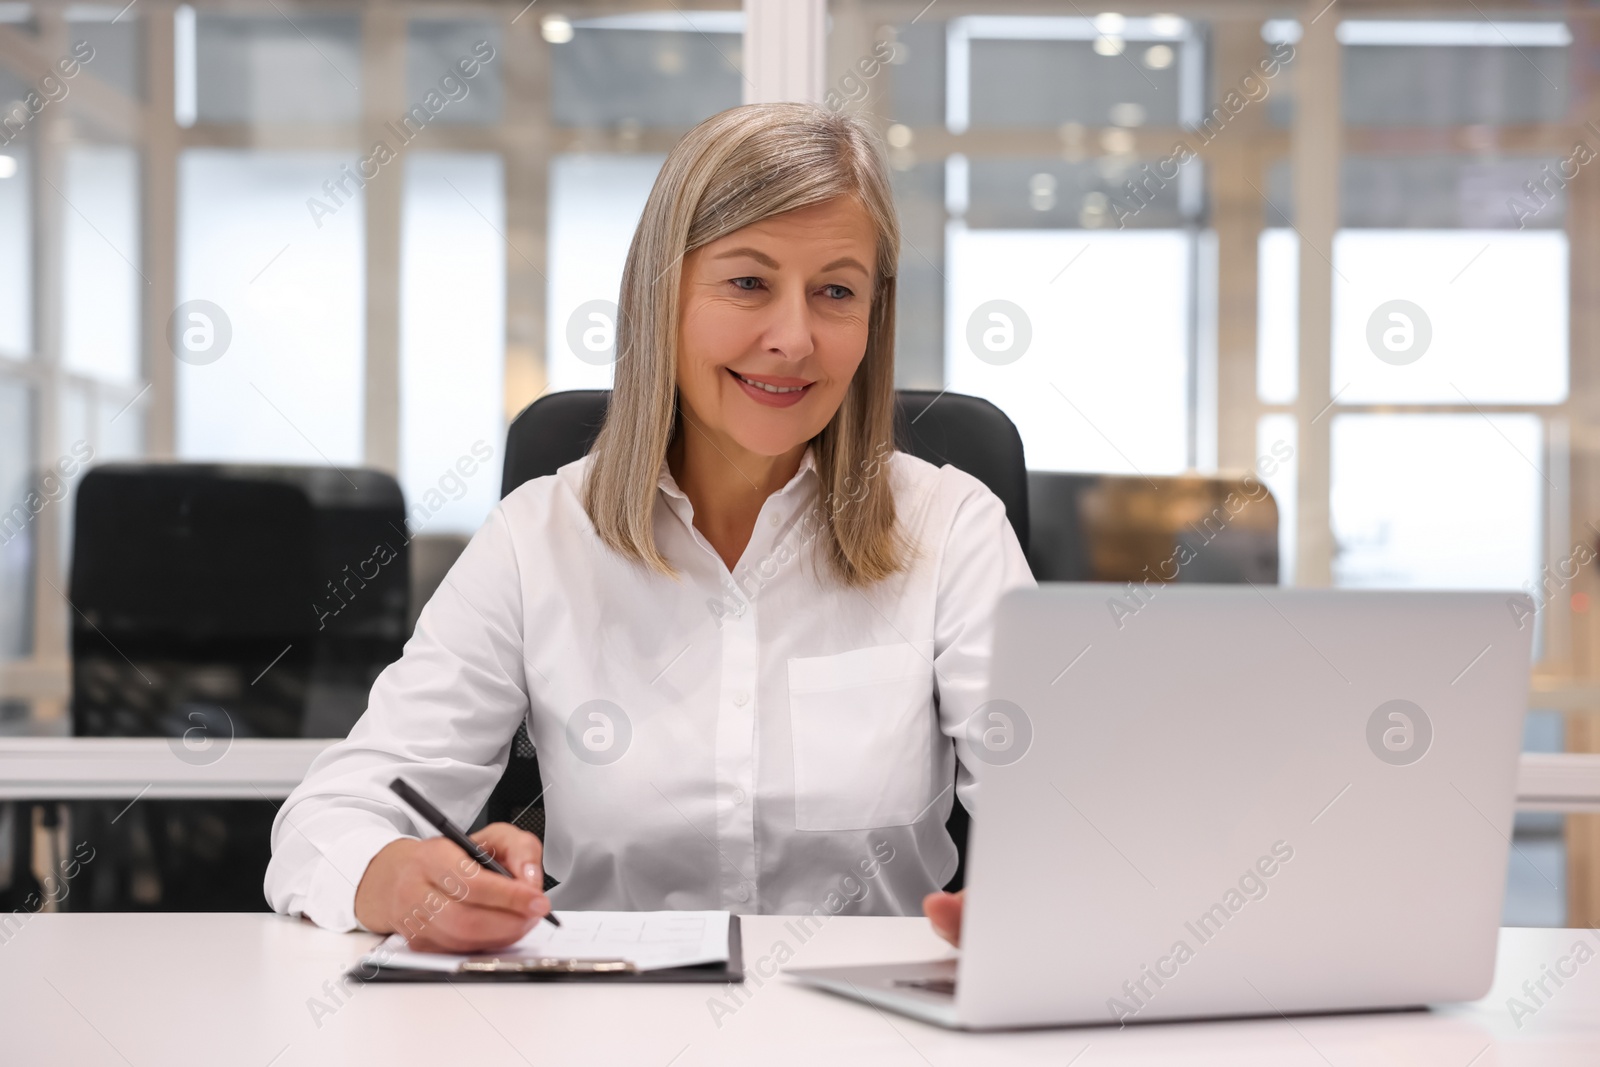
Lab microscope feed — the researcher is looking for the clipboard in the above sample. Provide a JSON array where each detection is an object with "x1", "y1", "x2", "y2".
[{"x1": 349, "y1": 915, "x2": 744, "y2": 984}]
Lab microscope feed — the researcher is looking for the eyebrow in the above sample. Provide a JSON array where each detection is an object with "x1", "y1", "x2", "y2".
[
  {"x1": 821, "y1": 256, "x2": 871, "y2": 275},
  {"x1": 709, "y1": 247, "x2": 871, "y2": 276}
]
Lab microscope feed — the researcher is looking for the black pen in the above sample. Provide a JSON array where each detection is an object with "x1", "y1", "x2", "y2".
[{"x1": 389, "y1": 777, "x2": 560, "y2": 927}]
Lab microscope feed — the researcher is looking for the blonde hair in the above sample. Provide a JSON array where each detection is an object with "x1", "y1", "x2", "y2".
[{"x1": 581, "y1": 101, "x2": 912, "y2": 588}]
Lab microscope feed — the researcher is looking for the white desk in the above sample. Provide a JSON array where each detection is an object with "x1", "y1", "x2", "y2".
[
  {"x1": 2, "y1": 914, "x2": 1596, "y2": 1065},
  {"x1": 2, "y1": 739, "x2": 1599, "y2": 809},
  {"x1": 0, "y1": 738, "x2": 335, "y2": 799}
]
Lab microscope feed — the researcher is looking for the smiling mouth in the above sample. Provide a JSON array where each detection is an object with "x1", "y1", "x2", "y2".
[{"x1": 728, "y1": 369, "x2": 811, "y2": 394}]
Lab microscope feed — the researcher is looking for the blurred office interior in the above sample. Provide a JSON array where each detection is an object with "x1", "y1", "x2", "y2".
[{"x1": 0, "y1": 0, "x2": 1594, "y2": 924}]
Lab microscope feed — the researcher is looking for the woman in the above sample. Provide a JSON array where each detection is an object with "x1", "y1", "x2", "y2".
[{"x1": 265, "y1": 101, "x2": 1034, "y2": 953}]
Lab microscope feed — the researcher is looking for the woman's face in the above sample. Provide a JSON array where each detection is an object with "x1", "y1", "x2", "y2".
[{"x1": 675, "y1": 195, "x2": 878, "y2": 460}]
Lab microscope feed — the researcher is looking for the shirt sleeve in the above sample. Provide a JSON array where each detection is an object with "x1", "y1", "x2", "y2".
[
  {"x1": 931, "y1": 472, "x2": 1038, "y2": 820},
  {"x1": 262, "y1": 503, "x2": 532, "y2": 932}
]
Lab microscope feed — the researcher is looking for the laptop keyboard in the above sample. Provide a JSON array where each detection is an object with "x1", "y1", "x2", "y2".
[{"x1": 893, "y1": 976, "x2": 957, "y2": 996}]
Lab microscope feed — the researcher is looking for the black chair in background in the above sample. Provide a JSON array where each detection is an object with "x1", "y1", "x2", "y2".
[
  {"x1": 498, "y1": 390, "x2": 1029, "y2": 551},
  {"x1": 484, "y1": 389, "x2": 1029, "y2": 894},
  {"x1": 56, "y1": 464, "x2": 409, "y2": 912},
  {"x1": 1026, "y1": 471, "x2": 1279, "y2": 584}
]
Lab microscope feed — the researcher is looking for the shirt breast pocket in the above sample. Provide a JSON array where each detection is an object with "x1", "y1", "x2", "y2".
[{"x1": 787, "y1": 640, "x2": 938, "y2": 832}]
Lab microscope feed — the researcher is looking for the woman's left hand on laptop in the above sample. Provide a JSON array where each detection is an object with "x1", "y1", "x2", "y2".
[{"x1": 923, "y1": 888, "x2": 964, "y2": 947}]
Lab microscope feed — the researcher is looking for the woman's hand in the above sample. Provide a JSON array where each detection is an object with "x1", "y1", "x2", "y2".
[
  {"x1": 922, "y1": 888, "x2": 964, "y2": 947},
  {"x1": 353, "y1": 822, "x2": 551, "y2": 952}
]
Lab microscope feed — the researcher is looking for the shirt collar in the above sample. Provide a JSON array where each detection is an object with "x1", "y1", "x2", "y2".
[{"x1": 657, "y1": 443, "x2": 818, "y2": 502}]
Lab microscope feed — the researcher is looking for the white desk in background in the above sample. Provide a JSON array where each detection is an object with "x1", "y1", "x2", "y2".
[
  {"x1": 0, "y1": 738, "x2": 335, "y2": 799},
  {"x1": 1, "y1": 739, "x2": 1598, "y2": 809},
  {"x1": 1, "y1": 914, "x2": 1596, "y2": 1066}
]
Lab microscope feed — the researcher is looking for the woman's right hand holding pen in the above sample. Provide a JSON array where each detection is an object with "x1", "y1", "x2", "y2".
[{"x1": 353, "y1": 823, "x2": 552, "y2": 952}]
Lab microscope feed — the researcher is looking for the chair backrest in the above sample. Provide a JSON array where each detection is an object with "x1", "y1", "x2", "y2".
[
  {"x1": 1026, "y1": 471, "x2": 1279, "y2": 584},
  {"x1": 71, "y1": 463, "x2": 411, "y2": 739},
  {"x1": 65, "y1": 462, "x2": 410, "y2": 912},
  {"x1": 488, "y1": 388, "x2": 1029, "y2": 893},
  {"x1": 500, "y1": 388, "x2": 1029, "y2": 555}
]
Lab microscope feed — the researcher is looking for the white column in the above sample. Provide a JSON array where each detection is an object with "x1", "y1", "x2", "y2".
[
  {"x1": 743, "y1": 0, "x2": 826, "y2": 105},
  {"x1": 143, "y1": 2, "x2": 178, "y2": 460},
  {"x1": 360, "y1": 6, "x2": 404, "y2": 475},
  {"x1": 1291, "y1": 3, "x2": 1340, "y2": 587}
]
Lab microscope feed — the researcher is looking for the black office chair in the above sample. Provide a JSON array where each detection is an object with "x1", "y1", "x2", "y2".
[
  {"x1": 483, "y1": 389, "x2": 1029, "y2": 894},
  {"x1": 52, "y1": 464, "x2": 409, "y2": 912},
  {"x1": 1026, "y1": 471, "x2": 1279, "y2": 584}
]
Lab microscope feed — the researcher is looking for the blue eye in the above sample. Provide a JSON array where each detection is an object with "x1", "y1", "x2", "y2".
[
  {"x1": 732, "y1": 277, "x2": 762, "y2": 291},
  {"x1": 823, "y1": 284, "x2": 853, "y2": 300}
]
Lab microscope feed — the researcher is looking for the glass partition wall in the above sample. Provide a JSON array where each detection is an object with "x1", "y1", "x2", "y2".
[
  {"x1": 0, "y1": 0, "x2": 744, "y2": 735},
  {"x1": 2, "y1": 0, "x2": 1598, "y2": 926},
  {"x1": 824, "y1": 1, "x2": 1600, "y2": 929}
]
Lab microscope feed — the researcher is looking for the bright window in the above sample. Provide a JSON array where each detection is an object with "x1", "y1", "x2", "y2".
[
  {"x1": 177, "y1": 150, "x2": 365, "y2": 465},
  {"x1": 1331, "y1": 230, "x2": 1567, "y2": 405},
  {"x1": 400, "y1": 152, "x2": 506, "y2": 534},
  {"x1": 545, "y1": 154, "x2": 662, "y2": 393},
  {"x1": 1330, "y1": 413, "x2": 1543, "y2": 592},
  {"x1": 62, "y1": 146, "x2": 141, "y2": 384},
  {"x1": 1257, "y1": 413, "x2": 1297, "y2": 583},
  {"x1": 946, "y1": 226, "x2": 1191, "y2": 474},
  {"x1": 1257, "y1": 228, "x2": 1297, "y2": 404},
  {"x1": 0, "y1": 144, "x2": 28, "y2": 359}
]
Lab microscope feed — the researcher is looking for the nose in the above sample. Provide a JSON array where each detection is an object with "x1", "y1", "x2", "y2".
[{"x1": 760, "y1": 285, "x2": 815, "y2": 364}]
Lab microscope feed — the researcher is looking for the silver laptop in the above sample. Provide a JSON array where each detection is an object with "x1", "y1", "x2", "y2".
[{"x1": 786, "y1": 585, "x2": 1534, "y2": 1029}]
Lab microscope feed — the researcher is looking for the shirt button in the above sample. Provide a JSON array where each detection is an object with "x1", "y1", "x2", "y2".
[
  {"x1": 733, "y1": 884, "x2": 750, "y2": 903},
  {"x1": 733, "y1": 690, "x2": 749, "y2": 706},
  {"x1": 731, "y1": 788, "x2": 746, "y2": 805},
  {"x1": 768, "y1": 513, "x2": 780, "y2": 527}
]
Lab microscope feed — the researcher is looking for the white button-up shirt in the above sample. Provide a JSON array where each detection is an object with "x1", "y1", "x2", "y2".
[{"x1": 264, "y1": 444, "x2": 1035, "y2": 931}]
